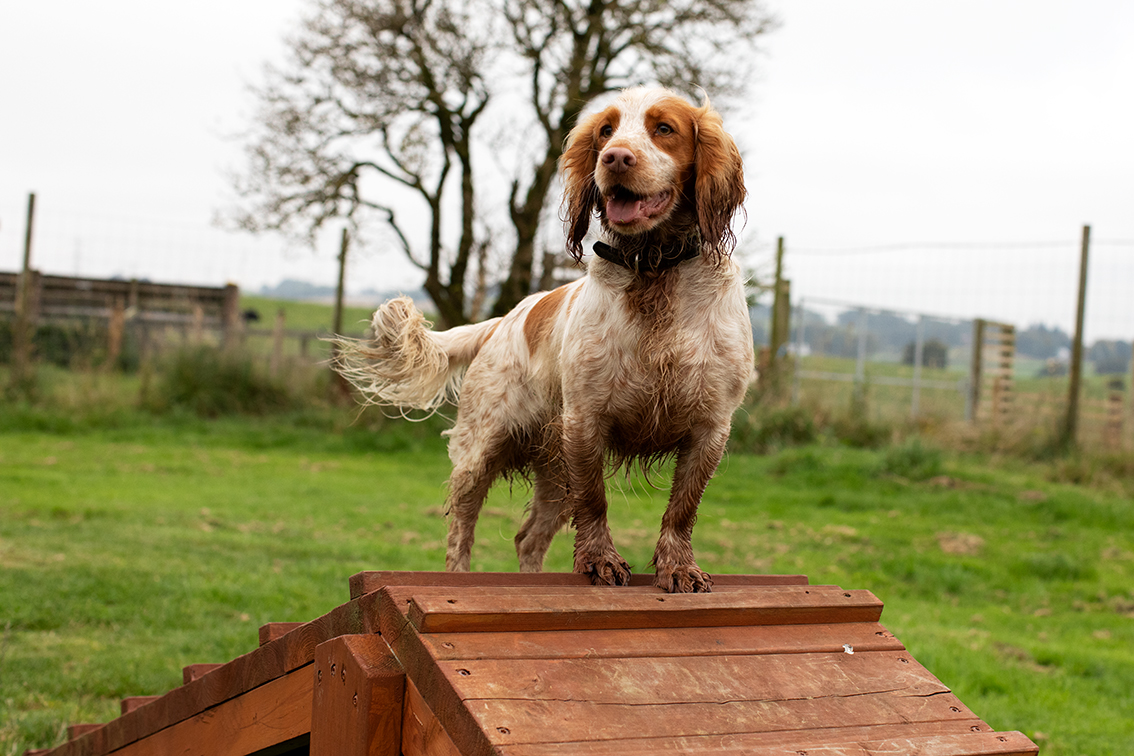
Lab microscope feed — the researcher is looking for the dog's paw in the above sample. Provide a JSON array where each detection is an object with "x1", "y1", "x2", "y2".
[
  {"x1": 575, "y1": 552, "x2": 632, "y2": 587},
  {"x1": 654, "y1": 564, "x2": 713, "y2": 594}
]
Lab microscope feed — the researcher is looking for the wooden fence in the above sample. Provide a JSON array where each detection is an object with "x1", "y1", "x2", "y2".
[{"x1": 1, "y1": 271, "x2": 241, "y2": 347}]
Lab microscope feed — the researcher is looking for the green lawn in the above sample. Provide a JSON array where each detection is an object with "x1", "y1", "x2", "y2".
[{"x1": 2, "y1": 417, "x2": 1133, "y2": 754}]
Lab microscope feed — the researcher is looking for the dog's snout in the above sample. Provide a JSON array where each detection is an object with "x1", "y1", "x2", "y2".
[{"x1": 601, "y1": 147, "x2": 636, "y2": 174}]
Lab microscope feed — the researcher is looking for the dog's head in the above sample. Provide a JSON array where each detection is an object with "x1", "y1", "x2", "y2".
[{"x1": 560, "y1": 87, "x2": 746, "y2": 263}]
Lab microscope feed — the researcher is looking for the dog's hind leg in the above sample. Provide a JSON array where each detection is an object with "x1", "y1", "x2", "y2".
[
  {"x1": 514, "y1": 458, "x2": 569, "y2": 572},
  {"x1": 444, "y1": 464, "x2": 495, "y2": 572},
  {"x1": 444, "y1": 426, "x2": 514, "y2": 572}
]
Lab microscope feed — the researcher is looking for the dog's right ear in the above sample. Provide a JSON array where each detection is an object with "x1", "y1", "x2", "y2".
[{"x1": 559, "y1": 111, "x2": 602, "y2": 262}]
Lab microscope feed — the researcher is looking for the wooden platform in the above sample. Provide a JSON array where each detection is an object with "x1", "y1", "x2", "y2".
[{"x1": 28, "y1": 572, "x2": 1038, "y2": 756}]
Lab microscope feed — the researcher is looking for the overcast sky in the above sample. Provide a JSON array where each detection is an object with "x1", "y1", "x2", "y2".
[{"x1": 2, "y1": 1, "x2": 1132, "y2": 339}]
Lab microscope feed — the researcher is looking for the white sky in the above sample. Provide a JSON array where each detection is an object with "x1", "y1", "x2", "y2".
[{"x1": 1, "y1": 1, "x2": 1132, "y2": 339}]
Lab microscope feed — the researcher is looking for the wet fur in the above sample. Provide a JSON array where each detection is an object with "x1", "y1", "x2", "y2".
[{"x1": 333, "y1": 87, "x2": 753, "y2": 592}]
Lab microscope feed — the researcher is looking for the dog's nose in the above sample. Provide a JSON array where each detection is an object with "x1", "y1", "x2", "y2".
[{"x1": 601, "y1": 147, "x2": 636, "y2": 174}]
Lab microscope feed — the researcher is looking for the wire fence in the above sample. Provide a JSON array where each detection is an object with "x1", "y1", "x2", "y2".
[
  {"x1": 742, "y1": 235, "x2": 1134, "y2": 446},
  {"x1": 3, "y1": 197, "x2": 1132, "y2": 444}
]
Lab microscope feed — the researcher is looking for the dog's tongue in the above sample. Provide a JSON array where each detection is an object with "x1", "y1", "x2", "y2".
[
  {"x1": 606, "y1": 195, "x2": 644, "y2": 224},
  {"x1": 606, "y1": 191, "x2": 667, "y2": 224}
]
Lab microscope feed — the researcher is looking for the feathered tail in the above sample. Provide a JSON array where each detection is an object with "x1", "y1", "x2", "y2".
[{"x1": 330, "y1": 297, "x2": 498, "y2": 414}]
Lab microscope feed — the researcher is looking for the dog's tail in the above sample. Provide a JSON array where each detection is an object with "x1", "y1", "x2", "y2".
[{"x1": 330, "y1": 297, "x2": 500, "y2": 413}]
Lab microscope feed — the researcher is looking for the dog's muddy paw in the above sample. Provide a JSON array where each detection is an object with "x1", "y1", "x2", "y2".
[
  {"x1": 576, "y1": 553, "x2": 632, "y2": 586},
  {"x1": 654, "y1": 565, "x2": 713, "y2": 594}
]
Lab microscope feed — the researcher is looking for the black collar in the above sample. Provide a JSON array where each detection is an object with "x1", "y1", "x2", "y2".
[{"x1": 592, "y1": 240, "x2": 701, "y2": 274}]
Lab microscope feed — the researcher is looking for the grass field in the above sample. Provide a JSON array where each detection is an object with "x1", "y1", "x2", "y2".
[{"x1": 2, "y1": 407, "x2": 1133, "y2": 755}]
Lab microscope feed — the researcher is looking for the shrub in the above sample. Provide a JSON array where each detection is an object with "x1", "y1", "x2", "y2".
[
  {"x1": 876, "y1": 438, "x2": 944, "y2": 481},
  {"x1": 146, "y1": 346, "x2": 293, "y2": 417},
  {"x1": 731, "y1": 405, "x2": 817, "y2": 454},
  {"x1": 830, "y1": 394, "x2": 892, "y2": 448},
  {"x1": 0, "y1": 317, "x2": 140, "y2": 371}
]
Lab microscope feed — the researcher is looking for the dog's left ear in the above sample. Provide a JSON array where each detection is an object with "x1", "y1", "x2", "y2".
[{"x1": 693, "y1": 104, "x2": 747, "y2": 255}]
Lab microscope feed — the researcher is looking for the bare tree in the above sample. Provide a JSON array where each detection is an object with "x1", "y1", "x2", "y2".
[
  {"x1": 231, "y1": 0, "x2": 491, "y2": 327},
  {"x1": 492, "y1": 0, "x2": 776, "y2": 316},
  {"x1": 231, "y1": 0, "x2": 774, "y2": 325}
]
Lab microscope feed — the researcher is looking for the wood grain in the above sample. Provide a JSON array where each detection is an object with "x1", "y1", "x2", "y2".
[
  {"x1": 406, "y1": 587, "x2": 882, "y2": 633},
  {"x1": 495, "y1": 727, "x2": 1038, "y2": 756},
  {"x1": 439, "y1": 650, "x2": 944, "y2": 707},
  {"x1": 259, "y1": 622, "x2": 305, "y2": 647},
  {"x1": 99, "y1": 664, "x2": 312, "y2": 756},
  {"x1": 418, "y1": 622, "x2": 903, "y2": 661},
  {"x1": 46, "y1": 598, "x2": 363, "y2": 756},
  {"x1": 402, "y1": 676, "x2": 464, "y2": 756},
  {"x1": 350, "y1": 571, "x2": 808, "y2": 599}
]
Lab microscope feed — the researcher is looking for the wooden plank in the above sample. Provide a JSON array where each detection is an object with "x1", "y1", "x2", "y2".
[
  {"x1": 440, "y1": 651, "x2": 945, "y2": 707},
  {"x1": 402, "y1": 676, "x2": 464, "y2": 756},
  {"x1": 310, "y1": 635, "x2": 405, "y2": 756},
  {"x1": 350, "y1": 571, "x2": 807, "y2": 599},
  {"x1": 462, "y1": 690, "x2": 977, "y2": 746},
  {"x1": 47, "y1": 598, "x2": 365, "y2": 756},
  {"x1": 406, "y1": 587, "x2": 882, "y2": 633},
  {"x1": 119, "y1": 698, "x2": 160, "y2": 715},
  {"x1": 496, "y1": 728, "x2": 1037, "y2": 756},
  {"x1": 66, "y1": 726, "x2": 101, "y2": 740},
  {"x1": 419, "y1": 622, "x2": 903, "y2": 661},
  {"x1": 259, "y1": 622, "x2": 305, "y2": 647},
  {"x1": 182, "y1": 664, "x2": 223, "y2": 685},
  {"x1": 374, "y1": 589, "x2": 499, "y2": 756},
  {"x1": 106, "y1": 663, "x2": 313, "y2": 756}
]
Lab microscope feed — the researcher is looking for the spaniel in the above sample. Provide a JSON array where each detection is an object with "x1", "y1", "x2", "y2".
[{"x1": 334, "y1": 87, "x2": 752, "y2": 593}]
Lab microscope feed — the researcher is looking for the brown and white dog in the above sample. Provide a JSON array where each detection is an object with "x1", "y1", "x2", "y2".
[{"x1": 334, "y1": 87, "x2": 753, "y2": 593}]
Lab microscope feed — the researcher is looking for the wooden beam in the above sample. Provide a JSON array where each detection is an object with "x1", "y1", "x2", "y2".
[
  {"x1": 402, "y1": 676, "x2": 464, "y2": 756},
  {"x1": 493, "y1": 727, "x2": 1038, "y2": 755},
  {"x1": 48, "y1": 598, "x2": 365, "y2": 756},
  {"x1": 310, "y1": 635, "x2": 405, "y2": 756},
  {"x1": 108, "y1": 663, "x2": 313, "y2": 756},
  {"x1": 182, "y1": 664, "x2": 223, "y2": 685},
  {"x1": 119, "y1": 697, "x2": 160, "y2": 715},
  {"x1": 259, "y1": 622, "x2": 305, "y2": 647},
  {"x1": 402, "y1": 586, "x2": 883, "y2": 634},
  {"x1": 417, "y1": 621, "x2": 904, "y2": 662}
]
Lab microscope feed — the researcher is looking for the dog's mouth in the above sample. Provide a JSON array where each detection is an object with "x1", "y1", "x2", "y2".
[{"x1": 604, "y1": 186, "x2": 673, "y2": 227}]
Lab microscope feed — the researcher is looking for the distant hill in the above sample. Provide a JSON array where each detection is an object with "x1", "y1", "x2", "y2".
[{"x1": 259, "y1": 278, "x2": 424, "y2": 305}]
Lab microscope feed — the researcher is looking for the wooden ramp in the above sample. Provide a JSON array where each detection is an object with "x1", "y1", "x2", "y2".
[{"x1": 28, "y1": 572, "x2": 1037, "y2": 756}]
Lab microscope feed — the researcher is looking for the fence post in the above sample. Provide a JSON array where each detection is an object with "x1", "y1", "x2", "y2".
[
  {"x1": 791, "y1": 298, "x2": 806, "y2": 406},
  {"x1": 966, "y1": 318, "x2": 985, "y2": 422},
  {"x1": 1129, "y1": 349, "x2": 1134, "y2": 448},
  {"x1": 992, "y1": 324, "x2": 1016, "y2": 428},
  {"x1": 9, "y1": 192, "x2": 37, "y2": 394},
  {"x1": 911, "y1": 314, "x2": 925, "y2": 419},
  {"x1": 1062, "y1": 224, "x2": 1090, "y2": 449},
  {"x1": 222, "y1": 283, "x2": 241, "y2": 351},
  {"x1": 191, "y1": 304, "x2": 205, "y2": 344},
  {"x1": 331, "y1": 227, "x2": 352, "y2": 400},
  {"x1": 270, "y1": 308, "x2": 286, "y2": 376},
  {"x1": 1105, "y1": 378, "x2": 1124, "y2": 449},
  {"x1": 853, "y1": 307, "x2": 868, "y2": 404},
  {"x1": 106, "y1": 298, "x2": 126, "y2": 370},
  {"x1": 770, "y1": 237, "x2": 791, "y2": 363}
]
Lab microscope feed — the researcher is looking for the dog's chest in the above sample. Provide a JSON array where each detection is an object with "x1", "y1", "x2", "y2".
[{"x1": 561, "y1": 265, "x2": 751, "y2": 422}]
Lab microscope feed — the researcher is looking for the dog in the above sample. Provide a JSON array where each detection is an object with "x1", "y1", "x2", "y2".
[{"x1": 334, "y1": 87, "x2": 752, "y2": 593}]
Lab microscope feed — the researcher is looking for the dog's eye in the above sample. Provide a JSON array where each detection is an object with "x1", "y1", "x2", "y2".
[
  {"x1": 600, "y1": 124, "x2": 613, "y2": 138},
  {"x1": 656, "y1": 123, "x2": 674, "y2": 136}
]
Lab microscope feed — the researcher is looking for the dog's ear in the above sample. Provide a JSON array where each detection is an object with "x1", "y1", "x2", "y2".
[
  {"x1": 559, "y1": 112, "x2": 602, "y2": 263},
  {"x1": 693, "y1": 103, "x2": 747, "y2": 255}
]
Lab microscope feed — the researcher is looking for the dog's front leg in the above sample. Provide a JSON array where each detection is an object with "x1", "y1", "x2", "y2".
[
  {"x1": 565, "y1": 414, "x2": 631, "y2": 586},
  {"x1": 652, "y1": 426, "x2": 730, "y2": 593}
]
